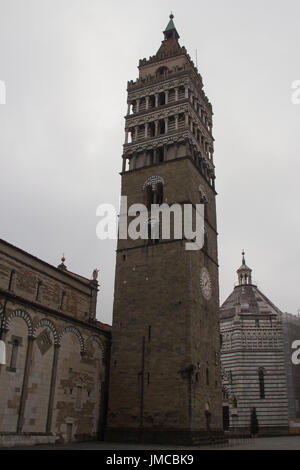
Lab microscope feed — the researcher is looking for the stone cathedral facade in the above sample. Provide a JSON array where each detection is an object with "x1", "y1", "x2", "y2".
[
  {"x1": 220, "y1": 253, "x2": 289, "y2": 434},
  {"x1": 0, "y1": 239, "x2": 111, "y2": 448},
  {"x1": 106, "y1": 15, "x2": 223, "y2": 444}
]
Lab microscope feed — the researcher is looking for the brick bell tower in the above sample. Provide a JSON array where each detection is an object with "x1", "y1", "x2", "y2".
[{"x1": 106, "y1": 15, "x2": 223, "y2": 444}]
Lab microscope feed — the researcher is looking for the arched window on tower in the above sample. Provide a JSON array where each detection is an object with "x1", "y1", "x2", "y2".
[
  {"x1": 144, "y1": 177, "x2": 165, "y2": 246},
  {"x1": 146, "y1": 185, "x2": 154, "y2": 209},
  {"x1": 258, "y1": 368, "x2": 265, "y2": 399},
  {"x1": 156, "y1": 182, "x2": 164, "y2": 205},
  {"x1": 144, "y1": 177, "x2": 165, "y2": 207},
  {"x1": 145, "y1": 182, "x2": 164, "y2": 209}
]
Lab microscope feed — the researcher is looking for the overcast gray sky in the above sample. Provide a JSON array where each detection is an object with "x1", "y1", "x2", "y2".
[{"x1": 0, "y1": 0, "x2": 299, "y2": 325}]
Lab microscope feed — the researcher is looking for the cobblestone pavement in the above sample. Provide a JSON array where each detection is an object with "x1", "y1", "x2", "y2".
[{"x1": 2, "y1": 436, "x2": 300, "y2": 450}]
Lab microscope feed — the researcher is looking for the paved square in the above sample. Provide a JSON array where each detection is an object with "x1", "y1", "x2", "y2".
[{"x1": 3, "y1": 436, "x2": 300, "y2": 451}]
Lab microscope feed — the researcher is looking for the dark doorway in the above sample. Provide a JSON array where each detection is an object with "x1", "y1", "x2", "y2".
[{"x1": 223, "y1": 406, "x2": 230, "y2": 431}]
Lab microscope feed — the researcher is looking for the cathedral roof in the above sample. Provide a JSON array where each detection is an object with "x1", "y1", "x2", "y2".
[
  {"x1": 220, "y1": 252, "x2": 282, "y2": 320},
  {"x1": 220, "y1": 284, "x2": 282, "y2": 320}
]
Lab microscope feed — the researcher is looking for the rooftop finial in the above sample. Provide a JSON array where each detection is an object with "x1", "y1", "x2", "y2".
[
  {"x1": 58, "y1": 253, "x2": 67, "y2": 271},
  {"x1": 170, "y1": 12, "x2": 174, "y2": 19},
  {"x1": 242, "y1": 250, "x2": 245, "y2": 265}
]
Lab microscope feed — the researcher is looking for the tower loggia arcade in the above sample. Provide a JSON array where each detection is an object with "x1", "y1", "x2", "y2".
[{"x1": 106, "y1": 15, "x2": 223, "y2": 444}]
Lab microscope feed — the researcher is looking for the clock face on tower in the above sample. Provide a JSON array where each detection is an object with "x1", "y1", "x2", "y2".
[{"x1": 200, "y1": 267, "x2": 212, "y2": 300}]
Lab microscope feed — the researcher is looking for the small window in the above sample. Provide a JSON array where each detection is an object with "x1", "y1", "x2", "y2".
[
  {"x1": 9, "y1": 339, "x2": 19, "y2": 370},
  {"x1": 159, "y1": 93, "x2": 165, "y2": 106},
  {"x1": 35, "y1": 280, "x2": 42, "y2": 301},
  {"x1": 259, "y1": 369, "x2": 265, "y2": 399},
  {"x1": 146, "y1": 185, "x2": 154, "y2": 208},
  {"x1": 60, "y1": 291, "x2": 66, "y2": 310},
  {"x1": 149, "y1": 96, "x2": 155, "y2": 109},
  {"x1": 202, "y1": 230, "x2": 208, "y2": 255},
  {"x1": 8, "y1": 269, "x2": 15, "y2": 291},
  {"x1": 159, "y1": 120, "x2": 165, "y2": 134},
  {"x1": 149, "y1": 150, "x2": 154, "y2": 165},
  {"x1": 157, "y1": 147, "x2": 164, "y2": 163},
  {"x1": 156, "y1": 182, "x2": 164, "y2": 205},
  {"x1": 76, "y1": 386, "x2": 82, "y2": 408},
  {"x1": 156, "y1": 66, "x2": 169, "y2": 76}
]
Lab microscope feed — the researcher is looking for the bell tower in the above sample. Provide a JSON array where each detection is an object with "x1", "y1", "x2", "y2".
[{"x1": 106, "y1": 15, "x2": 223, "y2": 444}]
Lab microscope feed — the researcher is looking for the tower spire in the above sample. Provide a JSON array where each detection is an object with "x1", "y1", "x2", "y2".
[
  {"x1": 237, "y1": 250, "x2": 252, "y2": 285},
  {"x1": 163, "y1": 12, "x2": 180, "y2": 40}
]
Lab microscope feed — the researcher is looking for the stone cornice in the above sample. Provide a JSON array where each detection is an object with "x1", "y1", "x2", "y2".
[
  {"x1": 0, "y1": 288, "x2": 112, "y2": 338},
  {"x1": 116, "y1": 239, "x2": 219, "y2": 267},
  {"x1": 125, "y1": 101, "x2": 213, "y2": 144},
  {"x1": 126, "y1": 108, "x2": 213, "y2": 151},
  {"x1": 221, "y1": 348, "x2": 283, "y2": 354},
  {"x1": 125, "y1": 100, "x2": 189, "y2": 125},
  {"x1": 120, "y1": 155, "x2": 217, "y2": 196},
  {"x1": 221, "y1": 326, "x2": 282, "y2": 333},
  {"x1": 128, "y1": 69, "x2": 212, "y2": 113},
  {"x1": 127, "y1": 74, "x2": 189, "y2": 100},
  {"x1": 0, "y1": 240, "x2": 94, "y2": 294},
  {"x1": 123, "y1": 130, "x2": 215, "y2": 176},
  {"x1": 123, "y1": 129, "x2": 189, "y2": 153}
]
